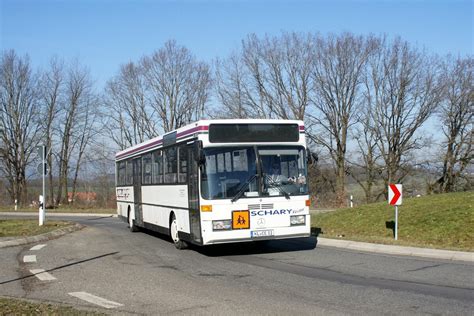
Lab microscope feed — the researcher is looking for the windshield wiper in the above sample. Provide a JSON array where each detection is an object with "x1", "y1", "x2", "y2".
[
  {"x1": 231, "y1": 174, "x2": 258, "y2": 203},
  {"x1": 264, "y1": 175, "x2": 290, "y2": 200}
]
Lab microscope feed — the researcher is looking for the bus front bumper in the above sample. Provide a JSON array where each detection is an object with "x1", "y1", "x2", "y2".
[{"x1": 201, "y1": 224, "x2": 311, "y2": 245}]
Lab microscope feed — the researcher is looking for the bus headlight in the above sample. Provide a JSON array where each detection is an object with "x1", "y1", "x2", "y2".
[
  {"x1": 212, "y1": 220, "x2": 232, "y2": 231},
  {"x1": 290, "y1": 215, "x2": 305, "y2": 226}
]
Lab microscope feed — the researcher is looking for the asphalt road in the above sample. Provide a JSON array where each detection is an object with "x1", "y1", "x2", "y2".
[{"x1": 0, "y1": 215, "x2": 473, "y2": 315}]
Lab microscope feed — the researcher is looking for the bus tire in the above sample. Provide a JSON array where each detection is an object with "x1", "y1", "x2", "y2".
[
  {"x1": 128, "y1": 207, "x2": 138, "y2": 232},
  {"x1": 170, "y1": 213, "x2": 187, "y2": 250}
]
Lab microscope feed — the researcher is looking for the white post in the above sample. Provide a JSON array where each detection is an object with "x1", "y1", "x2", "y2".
[
  {"x1": 395, "y1": 205, "x2": 398, "y2": 240},
  {"x1": 42, "y1": 150, "x2": 46, "y2": 224},
  {"x1": 38, "y1": 145, "x2": 46, "y2": 226},
  {"x1": 39, "y1": 195, "x2": 44, "y2": 226},
  {"x1": 350, "y1": 195, "x2": 353, "y2": 208},
  {"x1": 14, "y1": 199, "x2": 17, "y2": 211}
]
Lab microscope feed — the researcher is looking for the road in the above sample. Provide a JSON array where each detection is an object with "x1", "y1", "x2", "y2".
[{"x1": 0, "y1": 215, "x2": 473, "y2": 315}]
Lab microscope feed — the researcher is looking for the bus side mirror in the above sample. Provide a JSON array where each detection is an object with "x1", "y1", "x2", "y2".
[
  {"x1": 307, "y1": 150, "x2": 318, "y2": 165},
  {"x1": 194, "y1": 141, "x2": 205, "y2": 165}
]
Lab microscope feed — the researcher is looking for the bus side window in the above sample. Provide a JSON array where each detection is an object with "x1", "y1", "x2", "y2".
[
  {"x1": 152, "y1": 150, "x2": 163, "y2": 184},
  {"x1": 178, "y1": 146, "x2": 187, "y2": 183},
  {"x1": 126, "y1": 160, "x2": 133, "y2": 185},
  {"x1": 164, "y1": 147, "x2": 177, "y2": 184},
  {"x1": 117, "y1": 162, "x2": 126, "y2": 185},
  {"x1": 142, "y1": 153, "x2": 152, "y2": 184}
]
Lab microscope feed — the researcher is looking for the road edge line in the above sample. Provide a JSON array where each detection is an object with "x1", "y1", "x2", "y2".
[
  {"x1": 29, "y1": 269, "x2": 57, "y2": 281},
  {"x1": 68, "y1": 292, "x2": 123, "y2": 309}
]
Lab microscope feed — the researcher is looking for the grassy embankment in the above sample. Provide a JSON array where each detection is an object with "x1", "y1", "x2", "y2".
[
  {"x1": 0, "y1": 297, "x2": 104, "y2": 315},
  {"x1": 0, "y1": 220, "x2": 72, "y2": 237},
  {"x1": 311, "y1": 191, "x2": 473, "y2": 251}
]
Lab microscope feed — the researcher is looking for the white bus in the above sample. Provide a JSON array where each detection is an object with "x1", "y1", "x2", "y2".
[{"x1": 115, "y1": 119, "x2": 312, "y2": 249}]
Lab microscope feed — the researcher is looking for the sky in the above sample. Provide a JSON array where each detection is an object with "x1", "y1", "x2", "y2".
[{"x1": 1, "y1": 0, "x2": 473, "y2": 89}]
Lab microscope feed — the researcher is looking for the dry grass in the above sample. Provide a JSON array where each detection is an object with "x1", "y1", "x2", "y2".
[
  {"x1": 0, "y1": 220, "x2": 72, "y2": 237},
  {"x1": 0, "y1": 297, "x2": 105, "y2": 315}
]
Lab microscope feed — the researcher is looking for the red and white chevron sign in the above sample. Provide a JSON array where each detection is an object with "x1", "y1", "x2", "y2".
[{"x1": 388, "y1": 184, "x2": 402, "y2": 205}]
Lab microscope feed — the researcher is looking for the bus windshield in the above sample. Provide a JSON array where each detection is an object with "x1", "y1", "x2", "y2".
[{"x1": 201, "y1": 146, "x2": 308, "y2": 200}]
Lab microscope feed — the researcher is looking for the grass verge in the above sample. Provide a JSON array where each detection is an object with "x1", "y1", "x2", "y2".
[
  {"x1": 0, "y1": 297, "x2": 105, "y2": 315},
  {"x1": 311, "y1": 191, "x2": 473, "y2": 251},
  {"x1": 0, "y1": 206, "x2": 115, "y2": 214},
  {"x1": 0, "y1": 220, "x2": 72, "y2": 237}
]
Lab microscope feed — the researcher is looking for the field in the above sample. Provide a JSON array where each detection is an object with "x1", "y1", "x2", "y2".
[{"x1": 311, "y1": 191, "x2": 474, "y2": 251}]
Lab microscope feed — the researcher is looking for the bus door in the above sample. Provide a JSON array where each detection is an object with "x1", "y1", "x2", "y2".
[
  {"x1": 132, "y1": 157, "x2": 143, "y2": 226},
  {"x1": 187, "y1": 145, "x2": 202, "y2": 244}
]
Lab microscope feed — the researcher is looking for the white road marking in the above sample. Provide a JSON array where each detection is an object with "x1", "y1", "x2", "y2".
[
  {"x1": 68, "y1": 292, "x2": 123, "y2": 309},
  {"x1": 23, "y1": 255, "x2": 37, "y2": 263},
  {"x1": 29, "y1": 269, "x2": 57, "y2": 281},
  {"x1": 30, "y1": 244, "x2": 46, "y2": 251}
]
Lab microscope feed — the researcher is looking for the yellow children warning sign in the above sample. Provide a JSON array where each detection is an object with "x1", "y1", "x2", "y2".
[{"x1": 232, "y1": 211, "x2": 250, "y2": 229}]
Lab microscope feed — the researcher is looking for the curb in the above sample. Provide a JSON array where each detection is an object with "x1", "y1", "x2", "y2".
[
  {"x1": 0, "y1": 223, "x2": 85, "y2": 249},
  {"x1": 0, "y1": 212, "x2": 117, "y2": 217},
  {"x1": 317, "y1": 237, "x2": 474, "y2": 263}
]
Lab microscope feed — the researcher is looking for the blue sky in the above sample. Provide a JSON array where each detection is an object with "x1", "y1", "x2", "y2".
[{"x1": 1, "y1": 0, "x2": 473, "y2": 88}]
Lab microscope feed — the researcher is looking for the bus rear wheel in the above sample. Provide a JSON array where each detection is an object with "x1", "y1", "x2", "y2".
[
  {"x1": 128, "y1": 208, "x2": 138, "y2": 232},
  {"x1": 170, "y1": 213, "x2": 187, "y2": 250}
]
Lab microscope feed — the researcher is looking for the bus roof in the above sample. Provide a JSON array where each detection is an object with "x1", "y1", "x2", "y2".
[{"x1": 115, "y1": 119, "x2": 305, "y2": 161}]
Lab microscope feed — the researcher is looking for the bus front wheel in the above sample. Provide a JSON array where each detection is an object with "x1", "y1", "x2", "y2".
[{"x1": 170, "y1": 213, "x2": 187, "y2": 250}]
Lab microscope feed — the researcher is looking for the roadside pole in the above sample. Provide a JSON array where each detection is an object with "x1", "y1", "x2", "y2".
[
  {"x1": 395, "y1": 205, "x2": 398, "y2": 240},
  {"x1": 42, "y1": 148, "x2": 45, "y2": 225},
  {"x1": 388, "y1": 184, "x2": 402, "y2": 240},
  {"x1": 39, "y1": 195, "x2": 44, "y2": 226},
  {"x1": 37, "y1": 145, "x2": 46, "y2": 226}
]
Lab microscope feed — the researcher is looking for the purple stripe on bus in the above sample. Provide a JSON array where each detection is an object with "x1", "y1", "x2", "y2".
[
  {"x1": 116, "y1": 125, "x2": 209, "y2": 159},
  {"x1": 115, "y1": 139, "x2": 163, "y2": 159},
  {"x1": 116, "y1": 124, "x2": 304, "y2": 159},
  {"x1": 176, "y1": 125, "x2": 208, "y2": 138}
]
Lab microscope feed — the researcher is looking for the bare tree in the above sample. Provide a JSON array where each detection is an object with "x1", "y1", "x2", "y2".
[
  {"x1": 56, "y1": 62, "x2": 95, "y2": 204},
  {"x1": 0, "y1": 50, "x2": 41, "y2": 205},
  {"x1": 214, "y1": 54, "x2": 251, "y2": 118},
  {"x1": 70, "y1": 92, "x2": 100, "y2": 203},
  {"x1": 347, "y1": 106, "x2": 382, "y2": 203},
  {"x1": 367, "y1": 38, "x2": 443, "y2": 193},
  {"x1": 141, "y1": 40, "x2": 211, "y2": 132},
  {"x1": 308, "y1": 33, "x2": 376, "y2": 205},
  {"x1": 437, "y1": 56, "x2": 473, "y2": 192},
  {"x1": 84, "y1": 140, "x2": 116, "y2": 207},
  {"x1": 104, "y1": 62, "x2": 157, "y2": 149},
  {"x1": 40, "y1": 57, "x2": 65, "y2": 206},
  {"x1": 215, "y1": 32, "x2": 313, "y2": 120}
]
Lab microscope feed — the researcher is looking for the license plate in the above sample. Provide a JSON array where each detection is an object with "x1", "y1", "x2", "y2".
[{"x1": 251, "y1": 229, "x2": 274, "y2": 238}]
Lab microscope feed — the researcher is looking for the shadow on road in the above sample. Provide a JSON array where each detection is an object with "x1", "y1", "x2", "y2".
[
  {"x1": 137, "y1": 225, "x2": 322, "y2": 257},
  {"x1": 195, "y1": 236, "x2": 318, "y2": 257},
  {"x1": 0, "y1": 252, "x2": 119, "y2": 285},
  {"x1": 86, "y1": 216, "x2": 115, "y2": 221}
]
